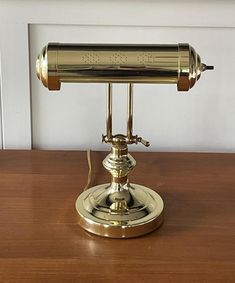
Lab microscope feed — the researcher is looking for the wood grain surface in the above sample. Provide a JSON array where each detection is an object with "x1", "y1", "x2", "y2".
[{"x1": 0, "y1": 150, "x2": 234, "y2": 283}]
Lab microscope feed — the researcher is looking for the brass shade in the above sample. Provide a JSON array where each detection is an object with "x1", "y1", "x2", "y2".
[{"x1": 36, "y1": 43, "x2": 213, "y2": 91}]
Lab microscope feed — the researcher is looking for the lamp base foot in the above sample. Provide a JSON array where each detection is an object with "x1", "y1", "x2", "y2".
[{"x1": 75, "y1": 183, "x2": 164, "y2": 238}]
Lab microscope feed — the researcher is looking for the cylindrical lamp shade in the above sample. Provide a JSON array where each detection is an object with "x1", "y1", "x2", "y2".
[{"x1": 36, "y1": 43, "x2": 213, "y2": 91}]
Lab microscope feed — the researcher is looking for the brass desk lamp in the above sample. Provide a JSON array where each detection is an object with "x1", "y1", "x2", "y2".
[{"x1": 36, "y1": 43, "x2": 213, "y2": 238}]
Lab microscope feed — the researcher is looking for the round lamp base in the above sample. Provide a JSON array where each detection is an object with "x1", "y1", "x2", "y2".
[{"x1": 75, "y1": 183, "x2": 164, "y2": 238}]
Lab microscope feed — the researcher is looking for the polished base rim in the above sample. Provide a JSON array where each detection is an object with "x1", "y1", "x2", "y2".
[{"x1": 75, "y1": 183, "x2": 164, "y2": 238}]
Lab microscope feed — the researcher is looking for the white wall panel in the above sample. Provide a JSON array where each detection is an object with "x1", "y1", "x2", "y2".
[
  {"x1": 0, "y1": 23, "x2": 31, "y2": 149},
  {"x1": 0, "y1": 0, "x2": 235, "y2": 151},
  {"x1": 30, "y1": 24, "x2": 234, "y2": 152}
]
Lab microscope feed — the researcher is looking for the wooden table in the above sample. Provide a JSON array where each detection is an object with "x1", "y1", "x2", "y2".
[{"x1": 0, "y1": 150, "x2": 234, "y2": 282}]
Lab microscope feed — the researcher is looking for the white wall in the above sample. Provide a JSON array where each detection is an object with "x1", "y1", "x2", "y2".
[{"x1": 1, "y1": 1, "x2": 235, "y2": 152}]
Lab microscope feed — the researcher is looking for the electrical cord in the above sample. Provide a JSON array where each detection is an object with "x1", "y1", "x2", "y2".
[{"x1": 83, "y1": 149, "x2": 92, "y2": 191}]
